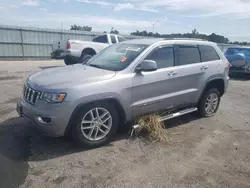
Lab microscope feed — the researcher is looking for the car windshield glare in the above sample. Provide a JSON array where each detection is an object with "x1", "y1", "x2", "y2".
[{"x1": 87, "y1": 43, "x2": 148, "y2": 71}]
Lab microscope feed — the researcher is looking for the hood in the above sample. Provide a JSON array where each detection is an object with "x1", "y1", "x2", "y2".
[{"x1": 28, "y1": 64, "x2": 116, "y2": 89}]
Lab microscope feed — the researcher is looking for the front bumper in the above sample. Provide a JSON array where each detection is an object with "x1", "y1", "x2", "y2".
[{"x1": 16, "y1": 96, "x2": 74, "y2": 137}]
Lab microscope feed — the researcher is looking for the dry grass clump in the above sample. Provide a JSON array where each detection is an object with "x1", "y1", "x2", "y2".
[{"x1": 134, "y1": 114, "x2": 168, "y2": 142}]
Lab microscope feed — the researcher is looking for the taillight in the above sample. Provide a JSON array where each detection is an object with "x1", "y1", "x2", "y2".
[
  {"x1": 226, "y1": 59, "x2": 230, "y2": 69},
  {"x1": 67, "y1": 41, "x2": 71, "y2": 49}
]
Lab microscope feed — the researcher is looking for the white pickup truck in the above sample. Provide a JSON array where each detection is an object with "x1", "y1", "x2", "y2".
[{"x1": 51, "y1": 34, "x2": 126, "y2": 65}]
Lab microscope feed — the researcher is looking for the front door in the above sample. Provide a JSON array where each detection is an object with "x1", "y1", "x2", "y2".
[{"x1": 131, "y1": 45, "x2": 175, "y2": 118}]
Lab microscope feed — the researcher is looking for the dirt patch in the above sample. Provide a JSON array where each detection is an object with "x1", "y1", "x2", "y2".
[
  {"x1": 0, "y1": 60, "x2": 250, "y2": 188},
  {"x1": 53, "y1": 176, "x2": 67, "y2": 184},
  {"x1": 0, "y1": 107, "x2": 16, "y2": 116},
  {"x1": 0, "y1": 76, "x2": 22, "y2": 81},
  {"x1": 5, "y1": 97, "x2": 20, "y2": 104}
]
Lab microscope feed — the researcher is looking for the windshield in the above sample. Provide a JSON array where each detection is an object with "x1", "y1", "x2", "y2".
[
  {"x1": 225, "y1": 48, "x2": 250, "y2": 57},
  {"x1": 87, "y1": 43, "x2": 148, "y2": 71}
]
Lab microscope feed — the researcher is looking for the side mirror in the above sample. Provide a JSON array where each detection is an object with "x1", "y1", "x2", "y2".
[{"x1": 136, "y1": 60, "x2": 157, "y2": 72}]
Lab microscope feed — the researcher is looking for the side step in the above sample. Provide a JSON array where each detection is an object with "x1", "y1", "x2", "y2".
[{"x1": 159, "y1": 107, "x2": 197, "y2": 122}]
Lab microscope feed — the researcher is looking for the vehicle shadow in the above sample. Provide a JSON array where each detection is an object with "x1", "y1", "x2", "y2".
[
  {"x1": 0, "y1": 118, "x2": 34, "y2": 188},
  {"x1": 0, "y1": 114, "x2": 197, "y2": 187},
  {"x1": 164, "y1": 113, "x2": 200, "y2": 129},
  {"x1": 0, "y1": 117, "x2": 129, "y2": 187}
]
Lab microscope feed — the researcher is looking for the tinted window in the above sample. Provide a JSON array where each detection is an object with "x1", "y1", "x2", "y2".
[
  {"x1": 110, "y1": 35, "x2": 117, "y2": 44},
  {"x1": 145, "y1": 47, "x2": 174, "y2": 69},
  {"x1": 92, "y1": 35, "x2": 108, "y2": 43},
  {"x1": 118, "y1": 36, "x2": 126, "y2": 42},
  {"x1": 199, "y1": 45, "x2": 220, "y2": 62},
  {"x1": 177, "y1": 46, "x2": 200, "y2": 65}
]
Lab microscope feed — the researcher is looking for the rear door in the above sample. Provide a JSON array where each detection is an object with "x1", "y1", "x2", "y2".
[
  {"x1": 198, "y1": 45, "x2": 222, "y2": 81},
  {"x1": 164, "y1": 44, "x2": 210, "y2": 107}
]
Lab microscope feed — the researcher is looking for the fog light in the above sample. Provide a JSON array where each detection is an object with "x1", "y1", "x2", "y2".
[{"x1": 37, "y1": 117, "x2": 51, "y2": 124}]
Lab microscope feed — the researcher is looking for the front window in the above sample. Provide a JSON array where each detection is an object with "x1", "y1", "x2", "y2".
[
  {"x1": 145, "y1": 46, "x2": 174, "y2": 69},
  {"x1": 87, "y1": 43, "x2": 148, "y2": 71}
]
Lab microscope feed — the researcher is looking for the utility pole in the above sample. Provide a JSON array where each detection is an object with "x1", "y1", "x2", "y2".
[{"x1": 61, "y1": 22, "x2": 63, "y2": 40}]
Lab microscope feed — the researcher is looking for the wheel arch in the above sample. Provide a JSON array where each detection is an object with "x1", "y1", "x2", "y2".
[
  {"x1": 199, "y1": 78, "x2": 225, "y2": 104},
  {"x1": 81, "y1": 47, "x2": 97, "y2": 57},
  {"x1": 64, "y1": 97, "x2": 127, "y2": 135}
]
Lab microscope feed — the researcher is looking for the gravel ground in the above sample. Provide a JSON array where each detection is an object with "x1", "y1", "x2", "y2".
[{"x1": 0, "y1": 60, "x2": 250, "y2": 188}]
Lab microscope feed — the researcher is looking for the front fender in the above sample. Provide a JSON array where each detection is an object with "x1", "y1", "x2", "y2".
[{"x1": 65, "y1": 93, "x2": 132, "y2": 135}]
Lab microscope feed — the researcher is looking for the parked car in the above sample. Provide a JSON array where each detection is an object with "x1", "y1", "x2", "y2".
[
  {"x1": 17, "y1": 38, "x2": 229, "y2": 148},
  {"x1": 51, "y1": 34, "x2": 126, "y2": 65},
  {"x1": 224, "y1": 47, "x2": 250, "y2": 75}
]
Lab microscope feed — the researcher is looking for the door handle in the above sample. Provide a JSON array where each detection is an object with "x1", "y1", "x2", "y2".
[
  {"x1": 201, "y1": 66, "x2": 208, "y2": 70},
  {"x1": 168, "y1": 71, "x2": 177, "y2": 76}
]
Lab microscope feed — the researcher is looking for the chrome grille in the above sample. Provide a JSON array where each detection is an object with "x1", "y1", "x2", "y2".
[{"x1": 23, "y1": 85, "x2": 41, "y2": 104}]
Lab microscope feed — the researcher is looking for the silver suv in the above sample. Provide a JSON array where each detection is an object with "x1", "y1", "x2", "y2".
[{"x1": 17, "y1": 38, "x2": 229, "y2": 148}]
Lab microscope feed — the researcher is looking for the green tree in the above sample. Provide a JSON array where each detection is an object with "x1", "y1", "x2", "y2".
[
  {"x1": 130, "y1": 29, "x2": 234, "y2": 44},
  {"x1": 110, "y1": 27, "x2": 119, "y2": 34},
  {"x1": 70, "y1": 25, "x2": 92, "y2": 31}
]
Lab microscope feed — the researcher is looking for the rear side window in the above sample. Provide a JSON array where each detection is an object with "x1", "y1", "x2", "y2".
[
  {"x1": 118, "y1": 36, "x2": 126, "y2": 42},
  {"x1": 199, "y1": 45, "x2": 220, "y2": 62},
  {"x1": 177, "y1": 46, "x2": 200, "y2": 65},
  {"x1": 92, "y1": 35, "x2": 108, "y2": 43},
  {"x1": 145, "y1": 47, "x2": 174, "y2": 69},
  {"x1": 110, "y1": 35, "x2": 117, "y2": 44}
]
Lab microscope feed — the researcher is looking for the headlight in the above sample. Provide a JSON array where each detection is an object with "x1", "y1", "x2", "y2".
[{"x1": 40, "y1": 92, "x2": 66, "y2": 103}]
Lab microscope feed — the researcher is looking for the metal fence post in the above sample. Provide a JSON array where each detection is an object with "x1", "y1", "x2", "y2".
[{"x1": 20, "y1": 29, "x2": 24, "y2": 60}]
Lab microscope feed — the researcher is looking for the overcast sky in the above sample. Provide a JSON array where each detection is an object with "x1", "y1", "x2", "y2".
[{"x1": 0, "y1": 0, "x2": 250, "y2": 42}]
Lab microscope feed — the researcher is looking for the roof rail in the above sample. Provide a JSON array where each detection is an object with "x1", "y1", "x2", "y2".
[{"x1": 164, "y1": 38, "x2": 207, "y2": 41}]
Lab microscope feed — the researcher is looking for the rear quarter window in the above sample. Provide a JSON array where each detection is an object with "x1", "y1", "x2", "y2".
[{"x1": 199, "y1": 45, "x2": 220, "y2": 62}]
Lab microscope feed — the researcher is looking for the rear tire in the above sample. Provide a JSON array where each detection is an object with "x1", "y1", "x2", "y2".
[
  {"x1": 198, "y1": 88, "x2": 221, "y2": 117},
  {"x1": 72, "y1": 102, "x2": 119, "y2": 148},
  {"x1": 64, "y1": 56, "x2": 77, "y2": 65}
]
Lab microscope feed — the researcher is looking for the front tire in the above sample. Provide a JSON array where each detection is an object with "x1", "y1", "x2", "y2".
[
  {"x1": 72, "y1": 102, "x2": 119, "y2": 148},
  {"x1": 198, "y1": 88, "x2": 221, "y2": 117}
]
